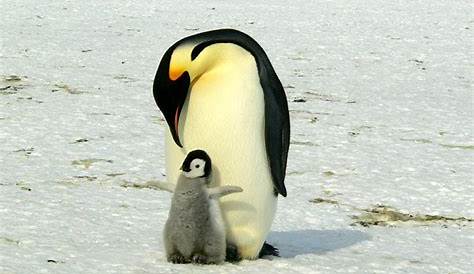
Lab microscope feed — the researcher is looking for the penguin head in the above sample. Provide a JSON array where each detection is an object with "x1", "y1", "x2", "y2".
[
  {"x1": 153, "y1": 29, "x2": 257, "y2": 148},
  {"x1": 153, "y1": 42, "x2": 223, "y2": 148},
  {"x1": 180, "y1": 149, "x2": 212, "y2": 179}
]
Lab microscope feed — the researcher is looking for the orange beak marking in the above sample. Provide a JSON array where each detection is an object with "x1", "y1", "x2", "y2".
[{"x1": 169, "y1": 67, "x2": 184, "y2": 81}]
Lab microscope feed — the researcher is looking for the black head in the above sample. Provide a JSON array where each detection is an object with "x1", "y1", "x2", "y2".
[
  {"x1": 180, "y1": 150, "x2": 212, "y2": 179},
  {"x1": 153, "y1": 29, "x2": 264, "y2": 148}
]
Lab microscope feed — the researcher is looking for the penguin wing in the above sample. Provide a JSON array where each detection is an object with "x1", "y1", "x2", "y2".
[
  {"x1": 259, "y1": 61, "x2": 290, "y2": 197},
  {"x1": 188, "y1": 29, "x2": 290, "y2": 197},
  {"x1": 208, "y1": 186, "x2": 243, "y2": 199}
]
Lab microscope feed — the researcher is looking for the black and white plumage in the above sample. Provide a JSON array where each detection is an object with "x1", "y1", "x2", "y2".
[{"x1": 154, "y1": 29, "x2": 290, "y2": 259}]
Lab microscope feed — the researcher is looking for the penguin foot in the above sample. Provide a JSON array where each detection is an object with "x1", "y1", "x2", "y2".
[
  {"x1": 259, "y1": 242, "x2": 280, "y2": 258},
  {"x1": 225, "y1": 243, "x2": 242, "y2": 262},
  {"x1": 168, "y1": 253, "x2": 190, "y2": 264},
  {"x1": 191, "y1": 254, "x2": 208, "y2": 264}
]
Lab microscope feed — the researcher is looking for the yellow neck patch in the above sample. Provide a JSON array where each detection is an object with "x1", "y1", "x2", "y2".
[{"x1": 169, "y1": 44, "x2": 194, "y2": 80}]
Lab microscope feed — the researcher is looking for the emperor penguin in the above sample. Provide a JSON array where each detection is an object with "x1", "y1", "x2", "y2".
[
  {"x1": 153, "y1": 29, "x2": 290, "y2": 260},
  {"x1": 164, "y1": 149, "x2": 243, "y2": 264}
]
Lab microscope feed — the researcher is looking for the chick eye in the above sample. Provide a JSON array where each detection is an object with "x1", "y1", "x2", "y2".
[{"x1": 195, "y1": 164, "x2": 200, "y2": 168}]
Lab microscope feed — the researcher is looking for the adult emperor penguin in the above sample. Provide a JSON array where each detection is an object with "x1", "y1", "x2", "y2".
[{"x1": 153, "y1": 29, "x2": 290, "y2": 260}]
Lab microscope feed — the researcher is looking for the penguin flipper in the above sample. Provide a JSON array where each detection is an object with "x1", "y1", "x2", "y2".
[
  {"x1": 260, "y1": 62, "x2": 290, "y2": 197},
  {"x1": 208, "y1": 186, "x2": 243, "y2": 199}
]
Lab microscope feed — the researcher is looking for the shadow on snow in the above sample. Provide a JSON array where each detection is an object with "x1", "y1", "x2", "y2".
[{"x1": 267, "y1": 229, "x2": 370, "y2": 258}]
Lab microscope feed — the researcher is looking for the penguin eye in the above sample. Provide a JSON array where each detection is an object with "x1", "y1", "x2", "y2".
[{"x1": 195, "y1": 164, "x2": 200, "y2": 168}]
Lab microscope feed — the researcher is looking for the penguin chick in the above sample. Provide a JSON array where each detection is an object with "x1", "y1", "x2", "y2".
[{"x1": 163, "y1": 149, "x2": 243, "y2": 264}]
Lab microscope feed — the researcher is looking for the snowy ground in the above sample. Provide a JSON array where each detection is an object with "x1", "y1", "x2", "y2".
[{"x1": 1, "y1": 0, "x2": 473, "y2": 273}]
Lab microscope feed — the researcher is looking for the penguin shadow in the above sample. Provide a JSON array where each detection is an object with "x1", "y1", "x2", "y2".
[{"x1": 267, "y1": 229, "x2": 371, "y2": 258}]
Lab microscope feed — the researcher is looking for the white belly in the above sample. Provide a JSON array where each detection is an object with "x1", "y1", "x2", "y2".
[{"x1": 164, "y1": 56, "x2": 277, "y2": 259}]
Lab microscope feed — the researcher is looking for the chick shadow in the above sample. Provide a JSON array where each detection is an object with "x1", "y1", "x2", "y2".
[{"x1": 267, "y1": 229, "x2": 371, "y2": 258}]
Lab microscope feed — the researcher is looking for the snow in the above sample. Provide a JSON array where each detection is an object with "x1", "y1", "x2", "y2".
[{"x1": 1, "y1": 0, "x2": 473, "y2": 273}]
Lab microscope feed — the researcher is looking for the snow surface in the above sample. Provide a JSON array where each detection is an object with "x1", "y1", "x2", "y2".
[{"x1": 1, "y1": 0, "x2": 473, "y2": 273}]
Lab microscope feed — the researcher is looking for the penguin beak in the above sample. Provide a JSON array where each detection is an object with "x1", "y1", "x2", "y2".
[{"x1": 153, "y1": 49, "x2": 190, "y2": 148}]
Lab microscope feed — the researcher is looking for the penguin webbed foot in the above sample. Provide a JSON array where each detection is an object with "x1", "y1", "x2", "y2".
[
  {"x1": 225, "y1": 242, "x2": 242, "y2": 262},
  {"x1": 259, "y1": 242, "x2": 280, "y2": 258},
  {"x1": 191, "y1": 254, "x2": 209, "y2": 264},
  {"x1": 168, "y1": 253, "x2": 190, "y2": 264}
]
